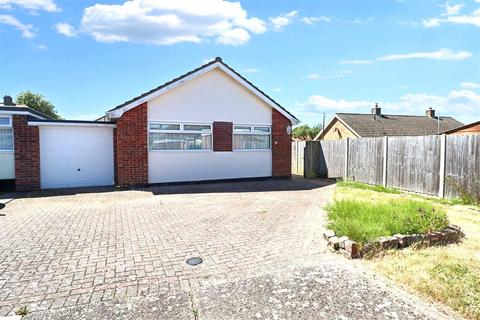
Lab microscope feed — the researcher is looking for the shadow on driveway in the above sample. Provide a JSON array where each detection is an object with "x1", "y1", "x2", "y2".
[{"x1": 3, "y1": 176, "x2": 336, "y2": 199}]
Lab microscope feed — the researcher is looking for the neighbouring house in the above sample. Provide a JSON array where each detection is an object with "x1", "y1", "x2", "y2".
[
  {"x1": 314, "y1": 104, "x2": 463, "y2": 141},
  {"x1": 0, "y1": 57, "x2": 299, "y2": 191},
  {"x1": 443, "y1": 120, "x2": 480, "y2": 135}
]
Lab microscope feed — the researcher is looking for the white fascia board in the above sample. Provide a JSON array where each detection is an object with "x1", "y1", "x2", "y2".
[
  {"x1": 107, "y1": 62, "x2": 299, "y2": 125},
  {"x1": 28, "y1": 121, "x2": 116, "y2": 128},
  {"x1": 0, "y1": 110, "x2": 47, "y2": 120},
  {"x1": 107, "y1": 63, "x2": 220, "y2": 119},
  {"x1": 217, "y1": 64, "x2": 299, "y2": 125}
]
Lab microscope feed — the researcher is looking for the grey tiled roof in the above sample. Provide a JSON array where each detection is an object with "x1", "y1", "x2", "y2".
[{"x1": 337, "y1": 113, "x2": 463, "y2": 137}]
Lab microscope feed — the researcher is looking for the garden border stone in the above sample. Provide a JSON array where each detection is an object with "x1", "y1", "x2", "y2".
[{"x1": 323, "y1": 225, "x2": 465, "y2": 259}]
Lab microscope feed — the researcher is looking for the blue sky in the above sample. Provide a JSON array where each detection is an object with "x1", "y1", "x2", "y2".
[{"x1": 0, "y1": 0, "x2": 479, "y2": 126}]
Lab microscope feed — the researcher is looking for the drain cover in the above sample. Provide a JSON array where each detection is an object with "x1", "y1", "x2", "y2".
[{"x1": 186, "y1": 257, "x2": 203, "y2": 266}]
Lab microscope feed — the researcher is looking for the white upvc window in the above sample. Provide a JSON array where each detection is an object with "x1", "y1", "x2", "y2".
[
  {"x1": 148, "y1": 122, "x2": 212, "y2": 151},
  {"x1": 233, "y1": 125, "x2": 271, "y2": 150},
  {"x1": 0, "y1": 116, "x2": 13, "y2": 152}
]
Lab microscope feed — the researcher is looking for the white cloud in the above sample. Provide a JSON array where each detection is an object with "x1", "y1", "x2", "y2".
[
  {"x1": 54, "y1": 22, "x2": 77, "y2": 37},
  {"x1": 76, "y1": 0, "x2": 266, "y2": 46},
  {"x1": 339, "y1": 59, "x2": 372, "y2": 65},
  {"x1": 422, "y1": 5, "x2": 480, "y2": 27},
  {"x1": 378, "y1": 48, "x2": 472, "y2": 61},
  {"x1": 307, "y1": 70, "x2": 352, "y2": 80},
  {"x1": 301, "y1": 16, "x2": 331, "y2": 25},
  {"x1": 295, "y1": 89, "x2": 480, "y2": 123},
  {"x1": 0, "y1": 14, "x2": 35, "y2": 38},
  {"x1": 461, "y1": 82, "x2": 480, "y2": 89},
  {"x1": 273, "y1": 88, "x2": 282, "y2": 92},
  {"x1": 0, "y1": 0, "x2": 59, "y2": 12},
  {"x1": 443, "y1": 3, "x2": 463, "y2": 16},
  {"x1": 269, "y1": 10, "x2": 298, "y2": 31},
  {"x1": 36, "y1": 44, "x2": 47, "y2": 50},
  {"x1": 241, "y1": 68, "x2": 259, "y2": 73}
]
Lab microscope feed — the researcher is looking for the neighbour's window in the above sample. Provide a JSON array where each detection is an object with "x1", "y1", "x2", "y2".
[
  {"x1": 233, "y1": 125, "x2": 271, "y2": 150},
  {"x1": 149, "y1": 123, "x2": 212, "y2": 150},
  {"x1": 0, "y1": 117, "x2": 13, "y2": 152}
]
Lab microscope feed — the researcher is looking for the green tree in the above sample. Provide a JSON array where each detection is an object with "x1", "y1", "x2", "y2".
[
  {"x1": 293, "y1": 124, "x2": 322, "y2": 140},
  {"x1": 16, "y1": 91, "x2": 61, "y2": 119}
]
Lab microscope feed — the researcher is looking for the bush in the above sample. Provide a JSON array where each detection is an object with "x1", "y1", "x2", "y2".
[
  {"x1": 446, "y1": 176, "x2": 480, "y2": 206},
  {"x1": 327, "y1": 199, "x2": 448, "y2": 245}
]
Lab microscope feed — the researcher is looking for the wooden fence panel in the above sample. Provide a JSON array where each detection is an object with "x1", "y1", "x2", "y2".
[
  {"x1": 319, "y1": 140, "x2": 345, "y2": 178},
  {"x1": 445, "y1": 134, "x2": 480, "y2": 198},
  {"x1": 387, "y1": 135, "x2": 441, "y2": 196},
  {"x1": 291, "y1": 141, "x2": 306, "y2": 176},
  {"x1": 347, "y1": 137, "x2": 384, "y2": 185}
]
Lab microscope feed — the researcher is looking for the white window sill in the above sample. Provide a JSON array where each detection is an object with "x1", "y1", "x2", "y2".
[
  {"x1": 233, "y1": 149, "x2": 271, "y2": 152},
  {"x1": 148, "y1": 149, "x2": 214, "y2": 153},
  {"x1": 0, "y1": 150, "x2": 14, "y2": 153}
]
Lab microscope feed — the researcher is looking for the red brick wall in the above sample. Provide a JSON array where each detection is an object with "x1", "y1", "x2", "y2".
[
  {"x1": 272, "y1": 109, "x2": 292, "y2": 178},
  {"x1": 213, "y1": 121, "x2": 233, "y2": 152},
  {"x1": 116, "y1": 103, "x2": 148, "y2": 186},
  {"x1": 13, "y1": 115, "x2": 40, "y2": 191}
]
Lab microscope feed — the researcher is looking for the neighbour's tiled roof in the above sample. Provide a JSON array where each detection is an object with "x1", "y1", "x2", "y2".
[
  {"x1": 0, "y1": 104, "x2": 53, "y2": 119},
  {"x1": 337, "y1": 113, "x2": 463, "y2": 137}
]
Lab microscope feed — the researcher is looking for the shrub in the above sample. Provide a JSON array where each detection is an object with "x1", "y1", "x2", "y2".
[
  {"x1": 446, "y1": 176, "x2": 480, "y2": 206},
  {"x1": 327, "y1": 199, "x2": 448, "y2": 245}
]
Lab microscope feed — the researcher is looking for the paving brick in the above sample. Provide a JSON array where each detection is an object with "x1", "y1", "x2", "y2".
[{"x1": 0, "y1": 178, "x2": 333, "y2": 316}]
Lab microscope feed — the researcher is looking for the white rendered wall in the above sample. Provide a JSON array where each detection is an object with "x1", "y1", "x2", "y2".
[{"x1": 147, "y1": 68, "x2": 273, "y2": 183}]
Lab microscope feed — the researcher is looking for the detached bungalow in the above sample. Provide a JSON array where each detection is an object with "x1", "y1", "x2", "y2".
[{"x1": 0, "y1": 58, "x2": 299, "y2": 191}]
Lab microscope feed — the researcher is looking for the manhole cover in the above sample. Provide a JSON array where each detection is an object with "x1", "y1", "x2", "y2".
[{"x1": 186, "y1": 257, "x2": 203, "y2": 266}]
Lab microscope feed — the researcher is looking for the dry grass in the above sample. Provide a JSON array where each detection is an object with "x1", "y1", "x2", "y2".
[{"x1": 335, "y1": 184, "x2": 480, "y2": 320}]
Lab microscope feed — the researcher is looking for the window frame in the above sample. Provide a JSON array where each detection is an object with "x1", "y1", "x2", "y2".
[
  {"x1": 0, "y1": 115, "x2": 14, "y2": 153},
  {"x1": 148, "y1": 121, "x2": 213, "y2": 152},
  {"x1": 233, "y1": 124, "x2": 272, "y2": 151}
]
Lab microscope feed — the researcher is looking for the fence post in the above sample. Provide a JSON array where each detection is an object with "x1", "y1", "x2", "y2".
[
  {"x1": 438, "y1": 134, "x2": 447, "y2": 198},
  {"x1": 344, "y1": 138, "x2": 349, "y2": 181},
  {"x1": 382, "y1": 136, "x2": 388, "y2": 187}
]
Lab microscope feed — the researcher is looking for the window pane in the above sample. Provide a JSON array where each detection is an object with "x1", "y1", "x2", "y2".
[
  {"x1": 0, "y1": 128, "x2": 13, "y2": 151},
  {"x1": 149, "y1": 133, "x2": 212, "y2": 150},
  {"x1": 234, "y1": 126, "x2": 251, "y2": 133},
  {"x1": 0, "y1": 117, "x2": 10, "y2": 126},
  {"x1": 150, "y1": 123, "x2": 180, "y2": 131},
  {"x1": 184, "y1": 124, "x2": 211, "y2": 132},
  {"x1": 233, "y1": 134, "x2": 270, "y2": 149},
  {"x1": 254, "y1": 126, "x2": 270, "y2": 133}
]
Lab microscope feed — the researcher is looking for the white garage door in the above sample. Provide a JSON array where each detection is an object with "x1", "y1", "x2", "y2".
[{"x1": 40, "y1": 126, "x2": 114, "y2": 189}]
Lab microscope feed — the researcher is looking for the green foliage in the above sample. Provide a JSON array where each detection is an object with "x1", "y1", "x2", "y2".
[
  {"x1": 326, "y1": 199, "x2": 448, "y2": 245},
  {"x1": 16, "y1": 91, "x2": 61, "y2": 119},
  {"x1": 292, "y1": 124, "x2": 322, "y2": 140},
  {"x1": 446, "y1": 176, "x2": 480, "y2": 206},
  {"x1": 337, "y1": 180, "x2": 402, "y2": 194}
]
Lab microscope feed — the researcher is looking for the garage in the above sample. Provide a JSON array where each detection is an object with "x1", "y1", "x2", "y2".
[{"x1": 36, "y1": 123, "x2": 115, "y2": 189}]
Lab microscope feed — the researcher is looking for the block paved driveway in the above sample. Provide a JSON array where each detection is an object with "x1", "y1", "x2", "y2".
[
  {"x1": 0, "y1": 178, "x2": 458, "y2": 319},
  {"x1": 0, "y1": 178, "x2": 335, "y2": 316}
]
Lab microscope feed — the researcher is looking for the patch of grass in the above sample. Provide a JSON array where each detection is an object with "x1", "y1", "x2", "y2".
[
  {"x1": 327, "y1": 199, "x2": 448, "y2": 245},
  {"x1": 339, "y1": 185, "x2": 480, "y2": 319},
  {"x1": 336, "y1": 180, "x2": 401, "y2": 194}
]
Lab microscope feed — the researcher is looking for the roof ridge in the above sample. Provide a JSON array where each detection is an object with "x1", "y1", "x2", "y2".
[
  {"x1": 336, "y1": 112, "x2": 457, "y2": 119},
  {"x1": 105, "y1": 57, "x2": 299, "y2": 122}
]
